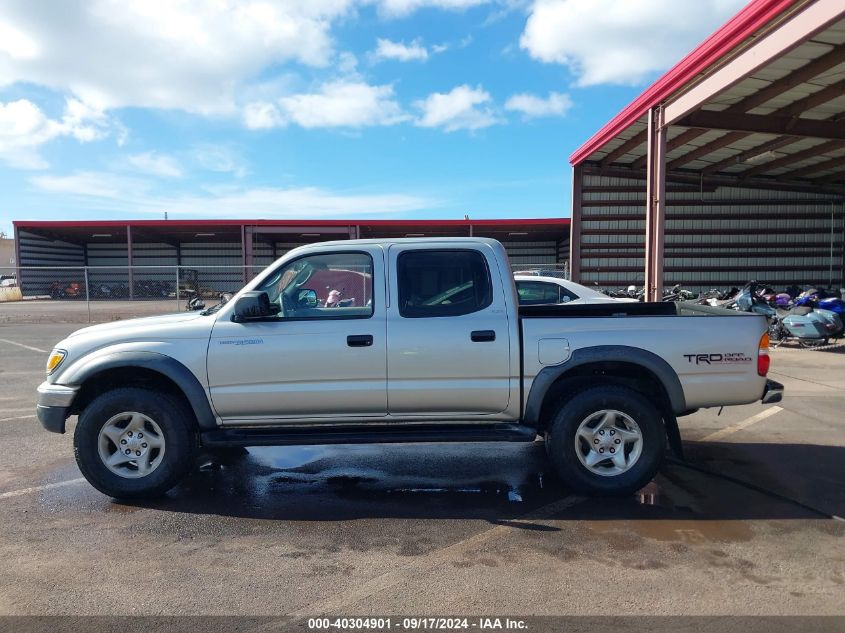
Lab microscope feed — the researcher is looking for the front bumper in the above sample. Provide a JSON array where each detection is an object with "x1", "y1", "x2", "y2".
[
  {"x1": 36, "y1": 382, "x2": 78, "y2": 434},
  {"x1": 761, "y1": 379, "x2": 784, "y2": 404}
]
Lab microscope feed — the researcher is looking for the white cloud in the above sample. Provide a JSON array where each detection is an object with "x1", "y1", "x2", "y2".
[
  {"x1": 336, "y1": 51, "x2": 359, "y2": 74},
  {"x1": 127, "y1": 151, "x2": 184, "y2": 178},
  {"x1": 504, "y1": 91, "x2": 572, "y2": 118},
  {"x1": 0, "y1": 0, "x2": 357, "y2": 115},
  {"x1": 375, "y1": 0, "x2": 491, "y2": 17},
  {"x1": 243, "y1": 102, "x2": 285, "y2": 130},
  {"x1": 29, "y1": 170, "x2": 435, "y2": 218},
  {"x1": 372, "y1": 38, "x2": 429, "y2": 62},
  {"x1": 281, "y1": 82, "x2": 408, "y2": 127},
  {"x1": 520, "y1": 0, "x2": 749, "y2": 86},
  {"x1": 244, "y1": 81, "x2": 408, "y2": 129},
  {"x1": 192, "y1": 144, "x2": 248, "y2": 178},
  {"x1": 31, "y1": 171, "x2": 150, "y2": 199},
  {"x1": 414, "y1": 84, "x2": 500, "y2": 132},
  {"x1": 0, "y1": 98, "x2": 110, "y2": 168}
]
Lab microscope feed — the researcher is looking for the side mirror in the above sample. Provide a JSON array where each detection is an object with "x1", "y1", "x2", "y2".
[
  {"x1": 232, "y1": 291, "x2": 280, "y2": 322},
  {"x1": 219, "y1": 292, "x2": 233, "y2": 305},
  {"x1": 296, "y1": 288, "x2": 318, "y2": 308}
]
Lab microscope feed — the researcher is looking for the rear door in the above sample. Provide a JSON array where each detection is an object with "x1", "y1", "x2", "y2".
[{"x1": 386, "y1": 244, "x2": 512, "y2": 416}]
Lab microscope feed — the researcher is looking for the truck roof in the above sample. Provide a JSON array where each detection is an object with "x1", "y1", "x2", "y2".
[{"x1": 293, "y1": 237, "x2": 505, "y2": 249}]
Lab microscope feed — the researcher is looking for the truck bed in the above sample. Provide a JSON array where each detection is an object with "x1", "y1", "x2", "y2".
[
  {"x1": 519, "y1": 300, "x2": 768, "y2": 411},
  {"x1": 519, "y1": 301, "x2": 751, "y2": 318}
]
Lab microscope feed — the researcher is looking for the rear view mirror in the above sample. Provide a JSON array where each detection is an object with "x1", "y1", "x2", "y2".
[
  {"x1": 232, "y1": 291, "x2": 280, "y2": 322},
  {"x1": 297, "y1": 288, "x2": 318, "y2": 308}
]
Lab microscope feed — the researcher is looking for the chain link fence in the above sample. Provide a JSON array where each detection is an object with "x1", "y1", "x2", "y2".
[
  {"x1": 0, "y1": 261, "x2": 571, "y2": 323},
  {"x1": 0, "y1": 265, "x2": 269, "y2": 323}
]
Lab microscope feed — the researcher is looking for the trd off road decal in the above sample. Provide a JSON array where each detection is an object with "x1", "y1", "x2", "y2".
[{"x1": 683, "y1": 352, "x2": 752, "y2": 365}]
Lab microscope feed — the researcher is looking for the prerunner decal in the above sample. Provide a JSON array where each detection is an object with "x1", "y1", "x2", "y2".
[{"x1": 219, "y1": 338, "x2": 264, "y2": 346}]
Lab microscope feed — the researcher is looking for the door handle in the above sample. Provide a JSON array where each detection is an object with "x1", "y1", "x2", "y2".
[
  {"x1": 471, "y1": 330, "x2": 496, "y2": 342},
  {"x1": 347, "y1": 334, "x2": 373, "y2": 347}
]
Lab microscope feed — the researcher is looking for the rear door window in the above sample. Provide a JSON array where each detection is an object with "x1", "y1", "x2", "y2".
[
  {"x1": 516, "y1": 281, "x2": 562, "y2": 305},
  {"x1": 397, "y1": 250, "x2": 492, "y2": 318}
]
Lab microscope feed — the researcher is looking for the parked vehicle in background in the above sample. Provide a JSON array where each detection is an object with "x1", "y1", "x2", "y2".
[
  {"x1": 0, "y1": 274, "x2": 16, "y2": 288},
  {"x1": 37, "y1": 238, "x2": 780, "y2": 500},
  {"x1": 514, "y1": 275, "x2": 638, "y2": 305},
  {"x1": 513, "y1": 268, "x2": 568, "y2": 280}
]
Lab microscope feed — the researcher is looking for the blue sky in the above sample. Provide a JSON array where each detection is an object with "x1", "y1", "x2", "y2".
[{"x1": 0, "y1": 0, "x2": 748, "y2": 236}]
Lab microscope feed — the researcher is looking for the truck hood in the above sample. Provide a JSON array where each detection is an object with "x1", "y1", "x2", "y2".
[
  {"x1": 49, "y1": 310, "x2": 215, "y2": 385},
  {"x1": 68, "y1": 311, "x2": 206, "y2": 338}
]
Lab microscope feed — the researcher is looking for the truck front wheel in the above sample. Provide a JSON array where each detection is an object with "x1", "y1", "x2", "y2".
[
  {"x1": 545, "y1": 386, "x2": 665, "y2": 496},
  {"x1": 74, "y1": 387, "x2": 197, "y2": 499}
]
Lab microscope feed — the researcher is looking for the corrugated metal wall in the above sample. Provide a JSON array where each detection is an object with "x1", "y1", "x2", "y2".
[
  {"x1": 576, "y1": 172, "x2": 844, "y2": 292},
  {"x1": 500, "y1": 241, "x2": 560, "y2": 268},
  {"x1": 16, "y1": 228, "x2": 571, "y2": 297},
  {"x1": 18, "y1": 230, "x2": 85, "y2": 296}
]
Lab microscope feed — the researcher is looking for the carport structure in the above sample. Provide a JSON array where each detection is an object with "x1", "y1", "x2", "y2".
[{"x1": 569, "y1": 0, "x2": 845, "y2": 300}]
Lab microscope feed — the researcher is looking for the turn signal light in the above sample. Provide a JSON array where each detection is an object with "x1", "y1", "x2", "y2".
[
  {"x1": 46, "y1": 349, "x2": 67, "y2": 375},
  {"x1": 757, "y1": 333, "x2": 770, "y2": 377}
]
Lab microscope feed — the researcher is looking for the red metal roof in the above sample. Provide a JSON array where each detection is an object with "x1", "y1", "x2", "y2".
[
  {"x1": 14, "y1": 218, "x2": 569, "y2": 229},
  {"x1": 568, "y1": 0, "x2": 797, "y2": 166}
]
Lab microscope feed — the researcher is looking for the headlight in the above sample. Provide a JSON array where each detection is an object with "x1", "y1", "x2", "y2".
[{"x1": 46, "y1": 349, "x2": 67, "y2": 375}]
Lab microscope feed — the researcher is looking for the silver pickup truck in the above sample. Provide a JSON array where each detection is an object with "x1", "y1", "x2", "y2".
[{"x1": 37, "y1": 238, "x2": 782, "y2": 498}]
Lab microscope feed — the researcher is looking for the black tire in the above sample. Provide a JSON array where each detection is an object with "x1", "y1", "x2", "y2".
[
  {"x1": 74, "y1": 387, "x2": 197, "y2": 499},
  {"x1": 545, "y1": 385, "x2": 665, "y2": 496}
]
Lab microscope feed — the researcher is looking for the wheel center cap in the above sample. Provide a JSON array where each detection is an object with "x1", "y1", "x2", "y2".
[{"x1": 121, "y1": 433, "x2": 147, "y2": 455}]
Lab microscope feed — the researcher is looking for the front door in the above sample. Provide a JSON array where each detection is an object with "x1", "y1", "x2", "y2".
[{"x1": 207, "y1": 247, "x2": 387, "y2": 423}]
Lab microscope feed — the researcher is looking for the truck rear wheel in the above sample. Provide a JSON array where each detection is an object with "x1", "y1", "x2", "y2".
[
  {"x1": 545, "y1": 386, "x2": 665, "y2": 496},
  {"x1": 74, "y1": 387, "x2": 197, "y2": 499}
]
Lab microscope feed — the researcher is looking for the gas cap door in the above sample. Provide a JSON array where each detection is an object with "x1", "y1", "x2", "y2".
[{"x1": 538, "y1": 338, "x2": 570, "y2": 366}]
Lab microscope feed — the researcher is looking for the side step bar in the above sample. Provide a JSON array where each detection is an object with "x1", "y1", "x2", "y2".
[{"x1": 201, "y1": 423, "x2": 539, "y2": 447}]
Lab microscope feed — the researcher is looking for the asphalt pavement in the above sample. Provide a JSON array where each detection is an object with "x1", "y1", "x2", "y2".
[{"x1": 0, "y1": 320, "x2": 843, "y2": 618}]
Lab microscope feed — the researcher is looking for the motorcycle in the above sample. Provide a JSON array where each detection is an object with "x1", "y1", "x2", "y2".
[
  {"x1": 49, "y1": 281, "x2": 83, "y2": 300},
  {"x1": 733, "y1": 282, "x2": 831, "y2": 348},
  {"x1": 791, "y1": 288, "x2": 844, "y2": 338},
  {"x1": 769, "y1": 306, "x2": 836, "y2": 348},
  {"x1": 662, "y1": 284, "x2": 697, "y2": 302}
]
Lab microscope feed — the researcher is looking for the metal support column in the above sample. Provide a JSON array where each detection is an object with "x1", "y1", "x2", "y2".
[
  {"x1": 12, "y1": 224, "x2": 22, "y2": 295},
  {"x1": 243, "y1": 226, "x2": 254, "y2": 282},
  {"x1": 84, "y1": 267, "x2": 91, "y2": 323},
  {"x1": 644, "y1": 107, "x2": 667, "y2": 302},
  {"x1": 175, "y1": 243, "x2": 182, "y2": 311},
  {"x1": 569, "y1": 164, "x2": 583, "y2": 283},
  {"x1": 127, "y1": 225, "x2": 134, "y2": 300}
]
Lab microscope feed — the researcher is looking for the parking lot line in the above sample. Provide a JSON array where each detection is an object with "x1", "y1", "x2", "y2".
[
  {"x1": 0, "y1": 478, "x2": 86, "y2": 500},
  {"x1": 0, "y1": 338, "x2": 48, "y2": 353},
  {"x1": 700, "y1": 406, "x2": 783, "y2": 442},
  {"x1": 0, "y1": 414, "x2": 36, "y2": 422}
]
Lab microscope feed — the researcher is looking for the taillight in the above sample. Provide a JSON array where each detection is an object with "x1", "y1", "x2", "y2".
[{"x1": 757, "y1": 333, "x2": 770, "y2": 376}]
